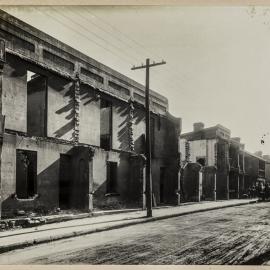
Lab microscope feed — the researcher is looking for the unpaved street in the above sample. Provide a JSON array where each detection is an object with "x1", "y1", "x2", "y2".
[{"x1": 1, "y1": 202, "x2": 270, "y2": 265}]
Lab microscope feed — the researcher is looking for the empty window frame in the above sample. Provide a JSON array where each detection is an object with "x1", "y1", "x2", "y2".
[
  {"x1": 27, "y1": 70, "x2": 47, "y2": 137},
  {"x1": 100, "y1": 99, "x2": 112, "y2": 150},
  {"x1": 16, "y1": 149, "x2": 37, "y2": 199},
  {"x1": 160, "y1": 167, "x2": 166, "y2": 203}
]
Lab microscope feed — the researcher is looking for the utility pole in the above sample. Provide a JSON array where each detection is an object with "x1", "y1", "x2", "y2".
[{"x1": 131, "y1": 58, "x2": 166, "y2": 217}]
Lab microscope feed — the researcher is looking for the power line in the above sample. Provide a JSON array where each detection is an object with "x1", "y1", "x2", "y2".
[
  {"x1": 38, "y1": 8, "x2": 180, "y2": 95},
  {"x1": 60, "y1": 7, "x2": 181, "y2": 89},
  {"x1": 70, "y1": 8, "x2": 148, "y2": 60},
  {"x1": 87, "y1": 9, "x2": 161, "y2": 59},
  {"x1": 47, "y1": 8, "x2": 181, "y2": 92},
  {"x1": 85, "y1": 8, "x2": 189, "y2": 82},
  {"x1": 71, "y1": 8, "x2": 186, "y2": 92},
  {"x1": 72, "y1": 8, "x2": 186, "y2": 85},
  {"x1": 52, "y1": 8, "x2": 140, "y2": 64},
  {"x1": 40, "y1": 10, "x2": 126, "y2": 63},
  {"x1": 40, "y1": 10, "x2": 153, "y2": 84}
]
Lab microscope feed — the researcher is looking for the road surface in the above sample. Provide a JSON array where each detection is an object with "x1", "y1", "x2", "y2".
[{"x1": 1, "y1": 202, "x2": 270, "y2": 265}]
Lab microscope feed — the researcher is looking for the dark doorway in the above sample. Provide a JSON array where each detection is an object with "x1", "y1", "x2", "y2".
[
  {"x1": 202, "y1": 167, "x2": 216, "y2": 201},
  {"x1": 59, "y1": 154, "x2": 72, "y2": 209},
  {"x1": 160, "y1": 167, "x2": 166, "y2": 203},
  {"x1": 16, "y1": 150, "x2": 37, "y2": 199},
  {"x1": 77, "y1": 158, "x2": 88, "y2": 208},
  {"x1": 229, "y1": 171, "x2": 238, "y2": 199},
  {"x1": 27, "y1": 70, "x2": 47, "y2": 137},
  {"x1": 107, "y1": 162, "x2": 118, "y2": 193}
]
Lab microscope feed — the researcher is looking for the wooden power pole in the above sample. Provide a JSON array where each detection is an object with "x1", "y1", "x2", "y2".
[{"x1": 131, "y1": 58, "x2": 166, "y2": 217}]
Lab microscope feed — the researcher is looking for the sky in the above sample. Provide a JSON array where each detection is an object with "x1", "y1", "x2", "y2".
[{"x1": 2, "y1": 5, "x2": 270, "y2": 154}]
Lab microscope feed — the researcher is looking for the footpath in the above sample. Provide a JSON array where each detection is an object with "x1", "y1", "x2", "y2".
[{"x1": 0, "y1": 199, "x2": 257, "y2": 254}]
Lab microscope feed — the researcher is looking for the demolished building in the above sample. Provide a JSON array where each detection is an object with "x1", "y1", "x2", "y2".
[{"x1": 0, "y1": 10, "x2": 181, "y2": 218}]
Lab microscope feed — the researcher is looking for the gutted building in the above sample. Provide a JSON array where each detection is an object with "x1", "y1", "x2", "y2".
[
  {"x1": 263, "y1": 155, "x2": 270, "y2": 184},
  {"x1": 243, "y1": 151, "x2": 266, "y2": 193},
  {"x1": 180, "y1": 123, "x2": 269, "y2": 201},
  {"x1": 0, "y1": 10, "x2": 181, "y2": 218},
  {"x1": 180, "y1": 123, "x2": 230, "y2": 201}
]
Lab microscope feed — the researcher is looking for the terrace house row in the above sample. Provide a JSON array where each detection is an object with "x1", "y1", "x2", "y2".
[
  {"x1": 180, "y1": 123, "x2": 268, "y2": 202},
  {"x1": 0, "y1": 10, "x2": 181, "y2": 218}
]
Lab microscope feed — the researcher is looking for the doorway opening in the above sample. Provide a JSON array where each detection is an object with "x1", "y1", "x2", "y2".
[
  {"x1": 107, "y1": 162, "x2": 118, "y2": 194},
  {"x1": 16, "y1": 149, "x2": 37, "y2": 199},
  {"x1": 160, "y1": 167, "x2": 166, "y2": 204},
  {"x1": 59, "y1": 154, "x2": 72, "y2": 209}
]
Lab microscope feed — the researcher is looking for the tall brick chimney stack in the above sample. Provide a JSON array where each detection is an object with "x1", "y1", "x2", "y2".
[{"x1": 193, "y1": 122, "x2": 204, "y2": 132}]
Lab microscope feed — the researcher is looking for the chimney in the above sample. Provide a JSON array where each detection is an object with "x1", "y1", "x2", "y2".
[
  {"x1": 193, "y1": 122, "x2": 204, "y2": 132},
  {"x1": 255, "y1": 151, "x2": 263, "y2": 157}
]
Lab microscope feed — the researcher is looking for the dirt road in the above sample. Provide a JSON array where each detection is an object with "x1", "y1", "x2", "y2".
[{"x1": 1, "y1": 202, "x2": 270, "y2": 265}]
